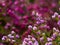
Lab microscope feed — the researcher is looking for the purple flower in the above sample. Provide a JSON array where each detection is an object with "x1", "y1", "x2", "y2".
[
  {"x1": 16, "y1": 34, "x2": 19, "y2": 38},
  {"x1": 47, "y1": 37, "x2": 52, "y2": 42},
  {"x1": 2, "y1": 36, "x2": 7, "y2": 41},
  {"x1": 45, "y1": 42, "x2": 48, "y2": 45},
  {"x1": 48, "y1": 42, "x2": 52, "y2": 45},
  {"x1": 57, "y1": 20, "x2": 60, "y2": 26},
  {"x1": 52, "y1": 32, "x2": 57, "y2": 38},
  {"x1": 33, "y1": 41, "x2": 39, "y2": 45}
]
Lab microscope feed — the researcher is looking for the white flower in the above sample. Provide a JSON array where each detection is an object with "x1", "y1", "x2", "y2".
[
  {"x1": 2, "y1": 36, "x2": 7, "y2": 41},
  {"x1": 22, "y1": 41, "x2": 27, "y2": 45},
  {"x1": 11, "y1": 31, "x2": 15, "y2": 34},
  {"x1": 24, "y1": 38, "x2": 28, "y2": 41},
  {"x1": 2, "y1": 37, "x2": 5, "y2": 40},
  {"x1": 28, "y1": 41, "x2": 33, "y2": 43},
  {"x1": 42, "y1": 33, "x2": 45, "y2": 36},
  {"x1": 12, "y1": 40, "x2": 16, "y2": 42},
  {"x1": 32, "y1": 37, "x2": 36, "y2": 41},
  {"x1": 33, "y1": 26, "x2": 37, "y2": 30},
  {"x1": 53, "y1": 27, "x2": 56, "y2": 31},
  {"x1": 32, "y1": 11, "x2": 35, "y2": 15},
  {"x1": 47, "y1": 37, "x2": 52, "y2": 41},
  {"x1": 33, "y1": 41, "x2": 39, "y2": 45},
  {"x1": 48, "y1": 42, "x2": 52, "y2": 45},
  {"x1": 36, "y1": 21, "x2": 40, "y2": 24},
  {"x1": 36, "y1": 12, "x2": 39, "y2": 16},
  {"x1": 8, "y1": 39, "x2": 11, "y2": 41},
  {"x1": 8, "y1": 34, "x2": 12, "y2": 37},
  {"x1": 55, "y1": 29, "x2": 59, "y2": 32},
  {"x1": 28, "y1": 25, "x2": 32, "y2": 29},
  {"x1": 40, "y1": 37, "x2": 44, "y2": 41},
  {"x1": 54, "y1": 12, "x2": 58, "y2": 16},
  {"x1": 28, "y1": 35, "x2": 31, "y2": 38},
  {"x1": 45, "y1": 42, "x2": 48, "y2": 45},
  {"x1": 3, "y1": 36, "x2": 7, "y2": 38},
  {"x1": 52, "y1": 15, "x2": 55, "y2": 18}
]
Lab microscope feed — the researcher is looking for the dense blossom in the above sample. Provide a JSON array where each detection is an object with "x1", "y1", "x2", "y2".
[{"x1": 0, "y1": 0, "x2": 60, "y2": 45}]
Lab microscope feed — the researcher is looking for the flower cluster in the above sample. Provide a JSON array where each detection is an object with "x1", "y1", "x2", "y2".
[
  {"x1": 22, "y1": 35, "x2": 39, "y2": 45},
  {"x1": 0, "y1": 0, "x2": 60, "y2": 45},
  {"x1": 2, "y1": 31, "x2": 20, "y2": 44}
]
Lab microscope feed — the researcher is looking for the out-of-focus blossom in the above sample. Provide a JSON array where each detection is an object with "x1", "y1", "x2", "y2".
[
  {"x1": 16, "y1": 34, "x2": 19, "y2": 38},
  {"x1": 33, "y1": 26, "x2": 37, "y2": 30},
  {"x1": 22, "y1": 35, "x2": 39, "y2": 45},
  {"x1": 47, "y1": 37, "x2": 52, "y2": 42},
  {"x1": 28, "y1": 25, "x2": 33, "y2": 29},
  {"x1": 57, "y1": 20, "x2": 60, "y2": 26},
  {"x1": 11, "y1": 31, "x2": 15, "y2": 34},
  {"x1": 40, "y1": 37, "x2": 44, "y2": 42}
]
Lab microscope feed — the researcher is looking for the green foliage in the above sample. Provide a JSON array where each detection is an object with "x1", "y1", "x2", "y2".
[{"x1": 29, "y1": 0, "x2": 35, "y2": 3}]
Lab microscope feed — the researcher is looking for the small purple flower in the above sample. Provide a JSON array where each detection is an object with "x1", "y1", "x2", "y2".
[
  {"x1": 28, "y1": 41, "x2": 33, "y2": 45},
  {"x1": 2, "y1": 36, "x2": 6, "y2": 41},
  {"x1": 54, "y1": 12, "x2": 58, "y2": 16},
  {"x1": 47, "y1": 37, "x2": 52, "y2": 42},
  {"x1": 52, "y1": 32, "x2": 57, "y2": 38},
  {"x1": 40, "y1": 20, "x2": 44, "y2": 23},
  {"x1": 36, "y1": 31, "x2": 41, "y2": 35},
  {"x1": 57, "y1": 20, "x2": 60, "y2": 26},
  {"x1": 8, "y1": 34, "x2": 14, "y2": 38},
  {"x1": 33, "y1": 41, "x2": 39, "y2": 45},
  {"x1": 9, "y1": 36, "x2": 14, "y2": 39},
  {"x1": 45, "y1": 42, "x2": 48, "y2": 45},
  {"x1": 48, "y1": 42, "x2": 52, "y2": 45},
  {"x1": 16, "y1": 34, "x2": 19, "y2": 38}
]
